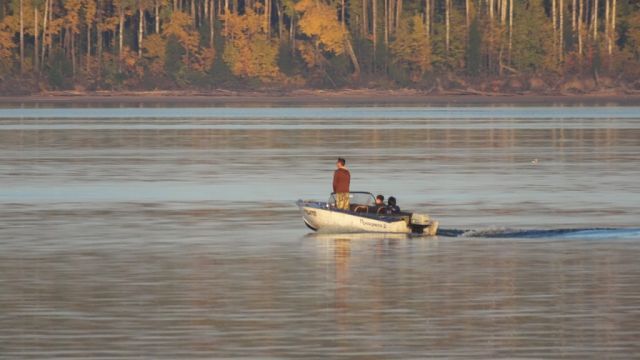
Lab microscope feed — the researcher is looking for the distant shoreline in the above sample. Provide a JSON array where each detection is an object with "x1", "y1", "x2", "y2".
[{"x1": 2, "y1": 89, "x2": 640, "y2": 106}]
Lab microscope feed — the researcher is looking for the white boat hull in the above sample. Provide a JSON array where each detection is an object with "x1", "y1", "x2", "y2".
[{"x1": 298, "y1": 202, "x2": 438, "y2": 235}]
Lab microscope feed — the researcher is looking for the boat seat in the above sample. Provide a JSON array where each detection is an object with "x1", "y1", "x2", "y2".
[{"x1": 352, "y1": 205, "x2": 369, "y2": 213}]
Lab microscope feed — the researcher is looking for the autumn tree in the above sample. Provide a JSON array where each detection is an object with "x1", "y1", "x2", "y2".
[
  {"x1": 0, "y1": 19, "x2": 16, "y2": 74},
  {"x1": 390, "y1": 14, "x2": 431, "y2": 82},
  {"x1": 84, "y1": 0, "x2": 97, "y2": 73},
  {"x1": 510, "y1": 0, "x2": 555, "y2": 72},
  {"x1": 163, "y1": 10, "x2": 214, "y2": 73},
  {"x1": 142, "y1": 33, "x2": 166, "y2": 75},
  {"x1": 0, "y1": 0, "x2": 638, "y2": 92},
  {"x1": 295, "y1": 0, "x2": 360, "y2": 78},
  {"x1": 223, "y1": 8, "x2": 280, "y2": 80}
]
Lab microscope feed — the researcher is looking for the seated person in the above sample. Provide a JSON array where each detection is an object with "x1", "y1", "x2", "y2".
[
  {"x1": 386, "y1": 196, "x2": 401, "y2": 214},
  {"x1": 374, "y1": 195, "x2": 386, "y2": 214}
]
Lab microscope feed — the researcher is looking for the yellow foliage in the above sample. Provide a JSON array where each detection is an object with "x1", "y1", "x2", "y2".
[
  {"x1": 163, "y1": 11, "x2": 199, "y2": 55},
  {"x1": 0, "y1": 16, "x2": 18, "y2": 33},
  {"x1": 142, "y1": 34, "x2": 166, "y2": 75},
  {"x1": 162, "y1": 10, "x2": 215, "y2": 72},
  {"x1": 222, "y1": 10, "x2": 280, "y2": 80},
  {"x1": 390, "y1": 15, "x2": 432, "y2": 82},
  {"x1": 0, "y1": 23, "x2": 15, "y2": 73},
  {"x1": 295, "y1": 0, "x2": 346, "y2": 55},
  {"x1": 2, "y1": 2, "x2": 38, "y2": 35},
  {"x1": 626, "y1": 12, "x2": 640, "y2": 58},
  {"x1": 192, "y1": 47, "x2": 216, "y2": 72},
  {"x1": 143, "y1": 34, "x2": 166, "y2": 59},
  {"x1": 296, "y1": 42, "x2": 323, "y2": 68},
  {"x1": 120, "y1": 46, "x2": 145, "y2": 82}
]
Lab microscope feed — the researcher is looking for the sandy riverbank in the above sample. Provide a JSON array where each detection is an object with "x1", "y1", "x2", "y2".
[{"x1": 2, "y1": 89, "x2": 640, "y2": 106}]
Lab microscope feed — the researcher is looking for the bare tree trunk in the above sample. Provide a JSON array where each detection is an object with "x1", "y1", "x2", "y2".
[
  {"x1": 552, "y1": 0, "x2": 558, "y2": 64},
  {"x1": 155, "y1": 1, "x2": 160, "y2": 33},
  {"x1": 373, "y1": 0, "x2": 377, "y2": 53},
  {"x1": 610, "y1": 0, "x2": 616, "y2": 54},
  {"x1": 465, "y1": 0, "x2": 470, "y2": 30},
  {"x1": 388, "y1": 0, "x2": 394, "y2": 35},
  {"x1": 395, "y1": 0, "x2": 402, "y2": 33},
  {"x1": 87, "y1": 20, "x2": 91, "y2": 73},
  {"x1": 47, "y1": 0, "x2": 52, "y2": 58},
  {"x1": 35, "y1": 6, "x2": 39, "y2": 72},
  {"x1": 593, "y1": 0, "x2": 598, "y2": 40},
  {"x1": 572, "y1": 0, "x2": 577, "y2": 32},
  {"x1": 605, "y1": 0, "x2": 609, "y2": 53},
  {"x1": 138, "y1": 7, "x2": 144, "y2": 57},
  {"x1": 383, "y1": 0, "x2": 388, "y2": 45},
  {"x1": 97, "y1": 1, "x2": 103, "y2": 76},
  {"x1": 489, "y1": 0, "x2": 494, "y2": 21},
  {"x1": 578, "y1": 0, "x2": 583, "y2": 56},
  {"x1": 276, "y1": 0, "x2": 283, "y2": 40},
  {"x1": 508, "y1": 0, "x2": 513, "y2": 63},
  {"x1": 341, "y1": 0, "x2": 345, "y2": 26},
  {"x1": 445, "y1": 0, "x2": 450, "y2": 55},
  {"x1": 19, "y1": 0, "x2": 24, "y2": 74},
  {"x1": 210, "y1": 0, "x2": 215, "y2": 48},
  {"x1": 344, "y1": 38, "x2": 361, "y2": 78},
  {"x1": 291, "y1": 15, "x2": 296, "y2": 55},
  {"x1": 71, "y1": 32, "x2": 76, "y2": 76},
  {"x1": 362, "y1": 0, "x2": 367, "y2": 38},
  {"x1": 501, "y1": 0, "x2": 507, "y2": 24},
  {"x1": 425, "y1": 0, "x2": 430, "y2": 36},
  {"x1": 266, "y1": 0, "x2": 271, "y2": 35},
  {"x1": 119, "y1": 9, "x2": 124, "y2": 71},
  {"x1": 560, "y1": 0, "x2": 564, "y2": 61},
  {"x1": 41, "y1": 0, "x2": 49, "y2": 67},
  {"x1": 224, "y1": 0, "x2": 229, "y2": 34}
]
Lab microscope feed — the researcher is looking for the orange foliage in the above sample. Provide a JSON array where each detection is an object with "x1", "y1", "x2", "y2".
[
  {"x1": 64, "y1": 0, "x2": 83, "y2": 34},
  {"x1": 85, "y1": 0, "x2": 97, "y2": 26}
]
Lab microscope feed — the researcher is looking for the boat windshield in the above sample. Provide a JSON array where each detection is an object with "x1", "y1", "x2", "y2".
[{"x1": 328, "y1": 192, "x2": 376, "y2": 206}]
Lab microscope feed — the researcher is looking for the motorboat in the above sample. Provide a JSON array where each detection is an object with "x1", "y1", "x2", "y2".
[{"x1": 296, "y1": 192, "x2": 439, "y2": 235}]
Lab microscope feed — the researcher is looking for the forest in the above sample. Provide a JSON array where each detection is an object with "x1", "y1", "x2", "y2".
[{"x1": 1, "y1": 0, "x2": 640, "y2": 94}]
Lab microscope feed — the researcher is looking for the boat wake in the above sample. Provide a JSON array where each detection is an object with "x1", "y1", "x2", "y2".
[{"x1": 437, "y1": 227, "x2": 640, "y2": 239}]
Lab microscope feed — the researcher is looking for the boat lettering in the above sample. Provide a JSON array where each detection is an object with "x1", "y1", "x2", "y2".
[
  {"x1": 304, "y1": 209, "x2": 317, "y2": 217},
  {"x1": 360, "y1": 219, "x2": 387, "y2": 229}
]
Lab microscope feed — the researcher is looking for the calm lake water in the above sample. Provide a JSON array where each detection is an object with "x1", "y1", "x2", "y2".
[{"x1": 1, "y1": 105, "x2": 639, "y2": 358}]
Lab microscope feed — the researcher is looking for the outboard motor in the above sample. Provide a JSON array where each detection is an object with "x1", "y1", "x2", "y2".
[{"x1": 409, "y1": 213, "x2": 438, "y2": 235}]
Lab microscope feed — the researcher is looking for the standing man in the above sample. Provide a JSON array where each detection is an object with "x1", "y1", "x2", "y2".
[{"x1": 333, "y1": 158, "x2": 351, "y2": 210}]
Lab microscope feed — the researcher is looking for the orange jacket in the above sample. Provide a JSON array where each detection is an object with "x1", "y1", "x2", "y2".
[{"x1": 333, "y1": 168, "x2": 351, "y2": 193}]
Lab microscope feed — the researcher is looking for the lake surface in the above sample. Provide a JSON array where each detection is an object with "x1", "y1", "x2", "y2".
[{"x1": 1, "y1": 105, "x2": 639, "y2": 358}]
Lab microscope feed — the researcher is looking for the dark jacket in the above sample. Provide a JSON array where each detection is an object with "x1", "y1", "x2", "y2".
[
  {"x1": 387, "y1": 205, "x2": 401, "y2": 214},
  {"x1": 333, "y1": 168, "x2": 351, "y2": 193}
]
